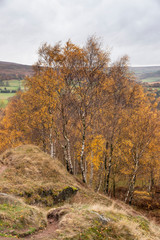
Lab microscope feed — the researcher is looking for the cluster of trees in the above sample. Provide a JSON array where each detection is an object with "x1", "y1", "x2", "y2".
[
  {"x1": 148, "y1": 82, "x2": 160, "y2": 88},
  {"x1": 0, "y1": 73, "x2": 24, "y2": 80},
  {"x1": 0, "y1": 89, "x2": 17, "y2": 93},
  {"x1": 0, "y1": 81, "x2": 17, "y2": 93},
  {"x1": 0, "y1": 37, "x2": 160, "y2": 205},
  {"x1": 0, "y1": 80, "x2": 9, "y2": 86}
]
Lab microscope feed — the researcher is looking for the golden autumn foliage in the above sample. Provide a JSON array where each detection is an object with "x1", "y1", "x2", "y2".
[{"x1": 0, "y1": 37, "x2": 160, "y2": 205}]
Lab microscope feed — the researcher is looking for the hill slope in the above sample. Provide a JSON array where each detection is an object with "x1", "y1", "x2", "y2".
[
  {"x1": 0, "y1": 145, "x2": 160, "y2": 239},
  {"x1": 0, "y1": 144, "x2": 78, "y2": 206},
  {"x1": 131, "y1": 66, "x2": 160, "y2": 82},
  {"x1": 1, "y1": 60, "x2": 160, "y2": 82},
  {"x1": 0, "y1": 61, "x2": 33, "y2": 80}
]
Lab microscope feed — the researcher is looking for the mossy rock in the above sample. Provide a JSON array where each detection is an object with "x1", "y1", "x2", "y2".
[{"x1": 23, "y1": 186, "x2": 78, "y2": 206}]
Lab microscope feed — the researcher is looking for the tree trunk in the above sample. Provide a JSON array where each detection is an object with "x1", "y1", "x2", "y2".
[
  {"x1": 63, "y1": 145, "x2": 70, "y2": 173},
  {"x1": 112, "y1": 172, "x2": 116, "y2": 198},
  {"x1": 80, "y1": 115, "x2": 87, "y2": 183},
  {"x1": 42, "y1": 125, "x2": 46, "y2": 152},
  {"x1": 95, "y1": 162, "x2": 103, "y2": 192},
  {"x1": 53, "y1": 140, "x2": 56, "y2": 158},
  {"x1": 103, "y1": 142, "x2": 108, "y2": 192},
  {"x1": 73, "y1": 152, "x2": 77, "y2": 175},
  {"x1": 89, "y1": 152, "x2": 94, "y2": 187},
  {"x1": 128, "y1": 174, "x2": 137, "y2": 205},
  {"x1": 42, "y1": 135, "x2": 46, "y2": 153},
  {"x1": 105, "y1": 144, "x2": 113, "y2": 194},
  {"x1": 49, "y1": 128, "x2": 54, "y2": 158},
  {"x1": 104, "y1": 164, "x2": 107, "y2": 191},
  {"x1": 125, "y1": 159, "x2": 139, "y2": 205},
  {"x1": 62, "y1": 108, "x2": 73, "y2": 174},
  {"x1": 66, "y1": 137, "x2": 73, "y2": 174},
  {"x1": 149, "y1": 169, "x2": 154, "y2": 198}
]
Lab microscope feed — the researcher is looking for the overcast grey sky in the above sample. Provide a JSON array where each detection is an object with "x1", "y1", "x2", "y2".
[{"x1": 0, "y1": 0, "x2": 160, "y2": 66}]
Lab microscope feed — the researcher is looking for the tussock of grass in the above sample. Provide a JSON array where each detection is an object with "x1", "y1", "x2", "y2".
[
  {"x1": 0, "y1": 194, "x2": 47, "y2": 237},
  {"x1": 0, "y1": 145, "x2": 78, "y2": 206},
  {"x1": 51, "y1": 203, "x2": 160, "y2": 240}
]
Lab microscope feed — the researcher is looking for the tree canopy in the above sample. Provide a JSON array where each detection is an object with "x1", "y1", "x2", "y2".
[{"x1": 0, "y1": 37, "x2": 159, "y2": 205}]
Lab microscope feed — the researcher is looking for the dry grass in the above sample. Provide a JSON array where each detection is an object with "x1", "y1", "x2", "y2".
[
  {"x1": 52, "y1": 204, "x2": 97, "y2": 239},
  {"x1": 43, "y1": 201, "x2": 160, "y2": 240},
  {"x1": 0, "y1": 194, "x2": 47, "y2": 238},
  {"x1": 88, "y1": 202, "x2": 160, "y2": 240},
  {"x1": 0, "y1": 145, "x2": 79, "y2": 206},
  {"x1": 89, "y1": 203, "x2": 129, "y2": 217},
  {"x1": 0, "y1": 144, "x2": 160, "y2": 239}
]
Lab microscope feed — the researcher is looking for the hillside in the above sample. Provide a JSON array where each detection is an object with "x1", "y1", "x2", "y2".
[
  {"x1": 0, "y1": 145, "x2": 159, "y2": 239},
  {"x1": 1, "y1": 60, "x2": 160, "y2": 83},
  {"x1": 130, "y1": 66, "x2": 160, "y2": 82},
  {"x1": 0, "y1": 145, "x2": 78, "y2": 205},
  {"x1": 0, "y1": 61, "x2": 33, "y2": 80}
]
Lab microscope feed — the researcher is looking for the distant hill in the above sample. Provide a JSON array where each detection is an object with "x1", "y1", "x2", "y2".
[
  {"x1": 130, "y1": 66, "x2": 160, "y2": 82},
  {"x1": 0, "y1": 61, "x2": 33, "y2": 80},
  {"x1": 1, "y1": 61, "x2": 160, "y2": 83},
  {"x1": 139, "y1": 70, "x2": 160, "y2": 80}
]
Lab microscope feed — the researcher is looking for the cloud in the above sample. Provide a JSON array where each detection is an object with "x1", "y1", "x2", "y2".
[
  {"x1": 0, "y1": 0, "x2": 5, "y2": 5},
  {"x1": 0, "y1": 0, "x2": 160, "y2": 65}
]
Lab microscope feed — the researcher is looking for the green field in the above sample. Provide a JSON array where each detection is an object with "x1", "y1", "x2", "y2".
[
  {"x1": 0, "y1": 76, "x2": 160, "y2": 109},
  {"x1": 1, "y1": 79, "x2": 24, "y2": 90},
  {"x1": 0, "y1": 93, "x2": 16, "y2": 108},
  {"x1": 141, "y1": 77, "x2": 160, "y2": 83},
  {"x1": 0, "y1": 79, "x2": 24, "y2": 108}
]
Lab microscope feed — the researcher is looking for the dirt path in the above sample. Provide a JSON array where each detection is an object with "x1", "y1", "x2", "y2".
[
  {"x1": 24, "y1": 221, "x2": 58, "y2": 240},
  {"x1": 0, "y1": 238, "x2": 19, "y2": 240},
  {"x1": 0, "y1": 221, "x2": 58, "y2": 240},
  {"x1": 0, "y1": 192, "x2": 62, "y2": 240}
]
